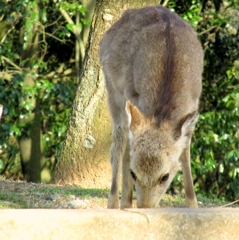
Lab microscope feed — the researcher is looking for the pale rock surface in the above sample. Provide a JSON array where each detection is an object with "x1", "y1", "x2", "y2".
[{"x1": 0, "y1": 208, "x2": 239, "y2": 240}]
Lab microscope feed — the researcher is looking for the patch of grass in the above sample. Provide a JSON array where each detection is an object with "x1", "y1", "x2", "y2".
[
  {"x1": 0, "y1": 192, "x2": 28, "y2": 208},
  {"x1": 160, "y1": 194, "x2": 185, "y2": 207},
  {"x1": 33, "y1": 186, "x2": 109, "y2": 198},
  {"x1": 160, "y1": 193, "x2": 239, "y2": 208},
  {"x1": 196, "y1": 194, "x2": 231, "y2": 207},
  {"x1": 0, "y1": 180, "x2": 238, "y2": 209},
  {"x1": 0, "y1": 180, "x2": 109, "y2": 209}
]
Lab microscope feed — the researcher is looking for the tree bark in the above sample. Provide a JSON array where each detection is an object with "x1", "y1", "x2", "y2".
[{"x1": 53, "y1": 0, "x2": 160, "y2": 187}]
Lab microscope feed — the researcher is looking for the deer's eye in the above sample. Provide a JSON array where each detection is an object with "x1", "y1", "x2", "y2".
[
  {"x1": 160, "y1": 173, "x2": 169, "y2": 183},
  {"x1": 130, "y1": 170, "x2": 137, "y2": 181}
]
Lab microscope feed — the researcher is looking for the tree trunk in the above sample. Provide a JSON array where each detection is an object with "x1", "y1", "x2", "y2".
[
  {"x1": 18, "y1": 2, "x2": 45, "y2": 182},
  {"x1": 53, "y1": 0, "x2": 160, "y2": 187}
]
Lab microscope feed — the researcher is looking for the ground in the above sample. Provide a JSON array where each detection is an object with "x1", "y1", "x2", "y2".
[
  {"x1": 0, "y1": 180, "x2": 108, "y2": 209},
  {"x1": 0, "y1": 179, "x2": 238, "y2": 209}
]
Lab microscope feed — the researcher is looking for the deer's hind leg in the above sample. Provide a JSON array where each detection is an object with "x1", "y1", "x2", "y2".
[{"x1": 107, "y1": 89, "x2": 128, "y2": 209}]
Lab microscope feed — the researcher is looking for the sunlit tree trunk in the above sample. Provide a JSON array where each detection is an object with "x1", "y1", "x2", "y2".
[{"x1": 53, "y1": 0, "x2": 160, "y2": 187}]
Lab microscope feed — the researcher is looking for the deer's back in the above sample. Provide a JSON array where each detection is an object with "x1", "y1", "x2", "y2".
[{"x1": 100, "y1": 6, "x2": 203, "y2": 124}]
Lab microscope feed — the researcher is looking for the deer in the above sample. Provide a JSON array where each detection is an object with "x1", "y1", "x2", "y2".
[{"x1": 100, "y1": 5, "x2": 203, "y2": 209}]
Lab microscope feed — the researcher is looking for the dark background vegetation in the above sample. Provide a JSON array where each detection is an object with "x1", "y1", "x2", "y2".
[{"x1": 0, "y1": 0, "x2": 238, "y2": 201}]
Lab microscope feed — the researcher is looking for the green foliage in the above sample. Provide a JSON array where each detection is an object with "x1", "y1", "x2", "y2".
[
  {"x1": 192, "y1": 84, "x2": 239, "y2": 200},
  {"x1": 59, "y1": 1, "x2": 91, "y2": 35},
  {"x1": 0, "y1": 74, "x2": 76, "y2": 176},
  {"x1": 0, "y1": 0, "x2": 85, "y2": 179},
  {"x1": 40, "y1": 80, "x2": 76, "y2": 161}
]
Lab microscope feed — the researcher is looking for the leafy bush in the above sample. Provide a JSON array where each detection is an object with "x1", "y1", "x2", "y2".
[
  {"x1": 0, "y1": 74, "x2": 76, "y2": 177},
  {"x1": 0, "y1": 0, "x2": 85, "y2": 179}
]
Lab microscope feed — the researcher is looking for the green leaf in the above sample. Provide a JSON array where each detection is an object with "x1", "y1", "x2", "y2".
[
  {"x1": 78, "y1": 5, "x2": 87, "y2": 15},
  {"x1": 82, "y1": 19, "x2": 91, "y2": 26},
  {"x1": 77, "y1": 23, "x2": 82, "y2": 31},
  {"x1": 66, "y1": 23, "x2": 75, "y2": 33}
]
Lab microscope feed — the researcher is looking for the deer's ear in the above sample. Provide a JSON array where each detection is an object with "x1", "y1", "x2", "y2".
[
  {"x1": 173, "y1": 111, "x2": 199, "y2": 141},
  {"x1": 126, "y1": 101, "x2": 145, "y2": 131}
]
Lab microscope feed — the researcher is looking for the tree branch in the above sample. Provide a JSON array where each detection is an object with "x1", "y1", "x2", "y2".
[
  {"x1": 0, "y1": 104, "x2": 3, "y2": 120},
  {"x1": 161, "y1": 0, "x2": 170, "y2": 7},
  {"x1": 75, "y1": 11, "x2": 81, "y2": 83},
  {"x1": 45, "y1": 32, "x2": 67, "y2": 43},
  {"x1": 59, "y1": 9, "x2": 74, "y2": 24},
  {"x1": 1, "y1": 56, "x2": 22, "y2": 71},
  {"x1": 59, "y1": 9, "x2": 81, "y2": 41},
  {"x1": 198, "y1": 26, "x2": 218, "y2": 36}
]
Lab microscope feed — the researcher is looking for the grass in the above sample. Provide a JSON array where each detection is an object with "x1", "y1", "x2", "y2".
[
  {"x1": 0, "y1": 192, "x2": 28, "y2": 208},
  {"x1": 0, "y1": 180, "x2": 238, "y2": 209},
  {"x1": 0, "y1": 180, "x2": 109, "y2": 209}
]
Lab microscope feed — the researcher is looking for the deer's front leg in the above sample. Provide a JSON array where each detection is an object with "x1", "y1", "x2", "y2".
[
  {"x1": 121, "y1": 141, "x2": 133, "y2": 209},
  {"x1": 181, "y1": 145, "x2": 198, "y2": 208},
  {"x1": 107, "y1": 126, "x2": 127, "y2": 209}
]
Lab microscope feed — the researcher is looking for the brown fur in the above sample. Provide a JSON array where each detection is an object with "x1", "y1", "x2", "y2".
[{"x1": 100, "y1": 6, "x2": 203, "y2": 208}]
